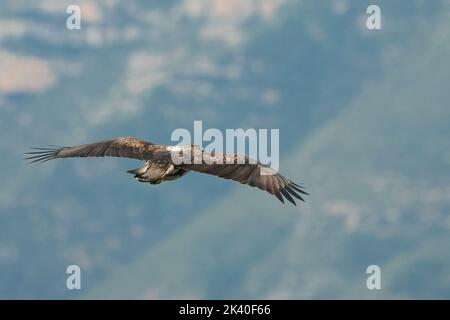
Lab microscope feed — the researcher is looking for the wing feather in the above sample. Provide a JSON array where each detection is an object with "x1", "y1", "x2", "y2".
[
  {"x1": 279, "y1": 187, "x2": 296, "y2": 205},
  {"x1": 25, "y1": 137, "x2": 168, "y2": 163},
  {"x1": 182, "y1": 152, "x2": 309, "y2": 205}
]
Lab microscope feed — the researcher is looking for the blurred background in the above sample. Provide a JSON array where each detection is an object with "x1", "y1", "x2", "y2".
[{"x1": 1, "y1": 0, "x2": 449, "y2": 299}]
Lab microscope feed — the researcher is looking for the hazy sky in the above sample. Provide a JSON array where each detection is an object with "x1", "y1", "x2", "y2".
[{"x1": 1, "y1": 0, "x2": 449, "y2": 299}]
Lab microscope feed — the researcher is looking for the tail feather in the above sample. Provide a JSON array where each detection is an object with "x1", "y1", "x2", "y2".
[{"x1": 127, "y1": 163, "x2": 148, "y2": 178}]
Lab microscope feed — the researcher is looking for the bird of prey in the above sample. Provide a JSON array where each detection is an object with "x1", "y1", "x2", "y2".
[{"x1": 25, "y1": 136, "x2": 308, "y2": 205}]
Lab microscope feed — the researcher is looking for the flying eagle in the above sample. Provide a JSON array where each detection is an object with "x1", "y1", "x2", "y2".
[{"x1": 25, "y1": 137, "x2": 308, "y2": 205}]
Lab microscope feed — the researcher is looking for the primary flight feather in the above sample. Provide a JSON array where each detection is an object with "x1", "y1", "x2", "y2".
[{"x1": 25, "y1": 136, "x2": 308, "y2": 205}]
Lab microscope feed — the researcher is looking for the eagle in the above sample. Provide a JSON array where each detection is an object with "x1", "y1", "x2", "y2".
[{"x1": 25, "y1": 136, "x2": 308, "y2": 205}]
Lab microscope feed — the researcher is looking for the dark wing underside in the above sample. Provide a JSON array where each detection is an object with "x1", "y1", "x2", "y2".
[
  {"x1": 181, "y1": 153, "x2": 308, "y2": 205},
  {"x1": 25, "y1": 136, "x2": 169, "y2": 163}
]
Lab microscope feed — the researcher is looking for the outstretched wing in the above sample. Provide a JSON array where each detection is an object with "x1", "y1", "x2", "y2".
[
  {"x1": 25, "y1": 136, "x2": 169, "y2": 163},
  {"x1": 181, "y1": 153, "x2": 308, "y2": 205}
]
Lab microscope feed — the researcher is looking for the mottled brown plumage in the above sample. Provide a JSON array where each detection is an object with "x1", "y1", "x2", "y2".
[{"x1": 25, "y1": 136, "x2": 308, "y2": 205}]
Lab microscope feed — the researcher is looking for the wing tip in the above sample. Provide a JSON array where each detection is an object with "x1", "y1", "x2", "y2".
[
  {"x1": 277, "y1": 181, "x2": 309, "y2": 206},
  {"x1": 24, "y1": 146, "x2": 62, "y2": 164}
]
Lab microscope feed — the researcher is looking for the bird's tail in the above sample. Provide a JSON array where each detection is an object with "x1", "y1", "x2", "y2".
[
  {"x1": 127, "y1": 162, "x2": 150, "y2": 182},
  {"x1": 127, "y1": 166, "x2": 147, "y2": 176}
]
